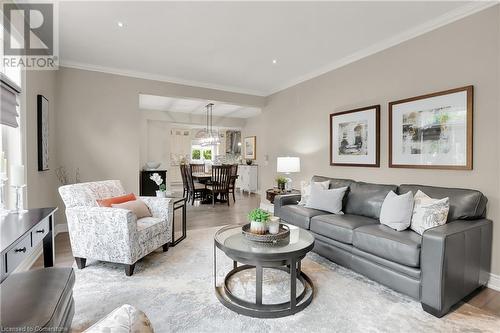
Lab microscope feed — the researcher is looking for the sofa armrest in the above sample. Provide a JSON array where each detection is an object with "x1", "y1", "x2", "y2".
[
  {"x1": 139, "y1": 196, "x2": 173, "y2": 221},
  {"x1": 274, "y1": 194, "x2": 301, "y2": 217},
  {"x1": 65, "y1": 206, "x2": 137, "y2": 263},
  {"x1": 421, "y1": 218, "x2": 492, "y2": 317}
]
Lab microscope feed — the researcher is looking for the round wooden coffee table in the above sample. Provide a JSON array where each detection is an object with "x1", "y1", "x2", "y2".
[{"x1": 213, "y1": 224, "x2": 315, "y2": 318}]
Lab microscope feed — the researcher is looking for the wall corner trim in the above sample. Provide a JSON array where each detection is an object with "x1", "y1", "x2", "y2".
[{"x1": 487, "y1": 273, "x2": 500, "y2": 291}]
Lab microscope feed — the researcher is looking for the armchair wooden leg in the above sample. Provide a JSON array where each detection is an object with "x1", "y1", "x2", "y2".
[
  {"x1": 232, "y1": 190, "x2": 236, "y2": 202},
  {"x1": 163, "y1": 243, "x2": 169, "y2": 252},
  {"x1": 75, "y1": 257, "x2": 86, "y2": 269},
  {"x1": 125, "y1": 263, "x2": 136, "y2": 276}
]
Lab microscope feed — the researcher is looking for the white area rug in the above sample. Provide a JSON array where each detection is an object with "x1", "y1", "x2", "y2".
[{"x1": 72, "y1": 227, "x2": 500, "y2": 332}]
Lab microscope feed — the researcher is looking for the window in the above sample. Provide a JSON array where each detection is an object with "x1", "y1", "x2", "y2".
[
  {"x1": 191, "y1": 145, "x2": 213, "y2": 163},
  {"x1": 1, "y1": 22, "x2": 23, "y2": 209}
]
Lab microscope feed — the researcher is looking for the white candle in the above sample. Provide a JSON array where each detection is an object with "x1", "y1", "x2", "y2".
[
  {"x1": 10, "y1": 165, "x2": 25, "y2": 187},
  {"x1": 0, "y1": 152, "x2": 5, "y2": 174}
]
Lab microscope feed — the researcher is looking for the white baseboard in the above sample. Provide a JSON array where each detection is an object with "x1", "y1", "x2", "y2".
[
  {"x1": 55, "y1": 223, "x2": 68, "y2": 235},
  {"x1": 487, "y1": 273, "x2": 500, "y2": 291}
]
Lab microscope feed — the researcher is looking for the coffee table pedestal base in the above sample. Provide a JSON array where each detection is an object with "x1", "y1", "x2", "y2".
[{"x1": 215, "y1": 264, "x2": 314, "y2": 318}]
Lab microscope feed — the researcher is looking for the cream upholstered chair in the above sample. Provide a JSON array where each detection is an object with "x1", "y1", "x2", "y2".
[{"x1": 59, "y1": 180, "x2": 173, "y2": 276}]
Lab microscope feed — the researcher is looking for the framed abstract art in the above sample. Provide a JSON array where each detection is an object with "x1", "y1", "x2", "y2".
[
  {"x1": 389, "y1": 86, "x2": 473, "y2": 170},
  {"x1": 244, "y1": 136, "x2": 256, "y2": 160},
  {"x1": 37, "y1": 94, "x2": 49, "y2": 171},
  {"x1": 330, "y1": 105, "x2": 380, "y2": 167}
]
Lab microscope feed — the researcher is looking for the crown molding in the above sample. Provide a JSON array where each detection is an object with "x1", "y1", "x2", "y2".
[
  {"x1": 59, "y1": 60, "x2": 268, "y2": 97},
  {"x1": 60, "y1": 2, "x2": 498, "y2": 98},
  {"x1": 267, "y1": 1, "x2": 499, "y2": 95}
]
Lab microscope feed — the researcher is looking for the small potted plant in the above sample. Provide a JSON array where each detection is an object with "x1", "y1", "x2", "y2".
[
  {"x1": 150, "y1": 173, "x2": 167, "y2": 198},
  {"x1": 248, "y1": 208, "x2": 270, "y2": 235},
  {"x1": 276, "y1": 176, "x2": 287, "y2": 192}
]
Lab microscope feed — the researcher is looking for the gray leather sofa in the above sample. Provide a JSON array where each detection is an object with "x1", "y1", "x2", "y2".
[{"x1": 274, "y1": 175, "x2": 492, "y2": 317}]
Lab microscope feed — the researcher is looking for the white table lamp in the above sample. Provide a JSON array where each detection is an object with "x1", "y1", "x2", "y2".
[{"x1": 277, "y1": 157, "x2": 300, "y2": 191}]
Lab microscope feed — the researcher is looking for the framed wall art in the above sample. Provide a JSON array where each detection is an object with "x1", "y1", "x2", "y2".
[
  {"x1": 330, "y1": 105, "x2": 380, "y2": 167},
  {"x1": 37, "y1": 94, "x2": 49, "y2": 171},
  {"x1": 389, "y1": 86, "x2": 473, "y2": 170},
  {"x1": 244, "y1": 136, "x2": 256, "y2": 160}
]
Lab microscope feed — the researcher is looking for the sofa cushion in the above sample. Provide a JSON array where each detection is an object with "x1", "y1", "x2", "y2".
[
  {"x1": 137, "y1": 217, "x2": 166, "y2": 243},
  {"x1": 311, "y1": 176, "x2": 353, "y2": 208},
  {"x1": 310, "y1": 214, "x2": 378, "y2": 244},
  {"x1": 306, "y1": 185, "x2": 348, "y2": 214},
  {"x1": 112, "y1": 199, "x2": 151, "y2": 218},
  {"x1": 277, "y1": 205, "x2": 328, "y2": 229},
  {"x1": 398, "y1": 184, "x2": 487, "y2": 221},
  {"x1": 345, "y1": 182, "x2": 398, "y2": 219},
  {"x1": 353, "y1": 224, "x2": 422, "y2": 267}
]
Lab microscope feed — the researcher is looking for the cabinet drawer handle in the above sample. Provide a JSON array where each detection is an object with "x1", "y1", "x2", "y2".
[
  {"x1": 36, "y1": 229, "x2": 45, "y2": 233},
  {"x1": 14, "y1": 247, "x2": 26, "y2": 253}
]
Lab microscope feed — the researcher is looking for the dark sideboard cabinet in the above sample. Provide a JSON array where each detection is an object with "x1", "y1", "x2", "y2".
[{"x1": 140, "y1": 170, "x2": 167, "y2": 196}]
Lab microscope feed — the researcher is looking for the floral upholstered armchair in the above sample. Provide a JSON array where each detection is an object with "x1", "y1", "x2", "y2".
[{"x1": 59, "y1": 180, "x2": 173, "y2": 276}]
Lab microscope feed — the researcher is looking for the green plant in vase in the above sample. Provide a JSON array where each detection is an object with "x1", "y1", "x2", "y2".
[
  {"x1": 248, "y1": 208, "x2": 270, "y2": 235},
  {"x1": 276, "y1": 176, "x2": 287, "y2": 191}
]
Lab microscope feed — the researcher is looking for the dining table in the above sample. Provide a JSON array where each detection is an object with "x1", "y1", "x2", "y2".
[
  {"x1": 191, "y1": 172, "x2": 238, "y2": 204},
  {"x1": 192, "y1": 172, "x2": 213, "y2": 182}
]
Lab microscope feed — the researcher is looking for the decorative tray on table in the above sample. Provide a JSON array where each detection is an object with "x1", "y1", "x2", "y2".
[{"x1": 241, "y1": 224, "x2": 290, "y2": 243}]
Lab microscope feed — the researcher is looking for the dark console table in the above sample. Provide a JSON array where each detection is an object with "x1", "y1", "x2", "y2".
[{"x1": 0, "y1": 207, "x2": 57, "y2": 282}]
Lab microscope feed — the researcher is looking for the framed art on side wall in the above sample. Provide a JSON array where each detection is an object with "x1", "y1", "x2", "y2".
[
  {"x1": 244, "y1": 136, "x2": 256, "y2": 160},
  {"x1": 389, "y1": 86, "x2": 473, "y2": 170},
  {"x1": 37, "y1": 94, "x2": 49, "y2": 171},
  {"x1": 330, "y1": 105, "x2": 380, "y2": 167}
]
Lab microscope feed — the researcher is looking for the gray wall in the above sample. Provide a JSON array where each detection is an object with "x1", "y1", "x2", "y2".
[
  {"x1": 243, "y1": 6, "x2": 500, "y2": 274},
  {"x1": 54, "y1": 67, "x2": 265, "y2": 199},
  {"x1": 24, "y1": 70, "x2": 62, "y2": 224}
]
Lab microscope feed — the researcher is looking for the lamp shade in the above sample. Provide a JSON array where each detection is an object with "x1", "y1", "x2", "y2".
[{"x1": 277, "y1": 157, "x2": 300, "y2": 173}]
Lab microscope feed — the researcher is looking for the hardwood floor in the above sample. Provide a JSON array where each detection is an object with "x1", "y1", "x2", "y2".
[{"x1": 31, "y1": 191, "x2": 500, "y2": 319}]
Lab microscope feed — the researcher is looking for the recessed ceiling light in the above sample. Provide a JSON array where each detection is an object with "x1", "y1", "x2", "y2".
[
  {"x1": 272, "y1": 59, "x2": 277, "y2": 64},
  {"x1": 117, "y1": 21, "x2": 124, "y2": 28}
]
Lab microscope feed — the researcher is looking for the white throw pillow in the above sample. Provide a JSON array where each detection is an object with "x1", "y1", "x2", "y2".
[
  {"x1": 298, "y1": 180, "x2": 330, "y2": 206},
  {"x1": 410, "y1": 190, "x2": 449, "y2": 235},
  {"x1": 305, "y1": 183, "x2": 347, "y2": 214},
  {"x1": 379, "y1": 191, "x2": 414, "y2": 231}
]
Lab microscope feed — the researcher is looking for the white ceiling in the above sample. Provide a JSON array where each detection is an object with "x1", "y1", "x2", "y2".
[
  {"x1": 139, "y1": 94, "x2": 261, "y2": 118},
  {"x1": 59, "y1": 1, "x2": 493, "y2": 96}
]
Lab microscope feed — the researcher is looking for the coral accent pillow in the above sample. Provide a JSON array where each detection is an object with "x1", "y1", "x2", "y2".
[
  {"x1": 112, "y1": 200, "x2": 152, "y2": 219},
  {"x1": 97, "y1": 193, "x2": 136, "y2": 207}
]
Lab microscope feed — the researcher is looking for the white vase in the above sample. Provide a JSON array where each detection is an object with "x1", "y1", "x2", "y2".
[
  {"x1": 268, "y1": 217, "x2": 280, "y2": 235},
  {"x1": 250, "y1": 221, "x2": 267, "y2": 235},
  {"x1": 156, "y1": 190, "x2": 167, "y2": 198}
]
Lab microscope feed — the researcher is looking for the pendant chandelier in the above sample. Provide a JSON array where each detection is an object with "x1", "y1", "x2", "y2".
[{"x1": 197, "y1": 103, "x2": 220, "y2": 147}]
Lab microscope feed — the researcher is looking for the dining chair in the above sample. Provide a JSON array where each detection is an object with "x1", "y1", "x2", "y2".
[
  {"x1": 191, "y1": 163, "x2": 207, "y2": 184},
  {"x1": 228, "y1": 164, "x2": 238, "y2": 203},
  {"x1": 187, "y1": 164, "x2": 207, "y2": 205},
  {"x1": 206, "y1": 165, "x2": 232, "y2": 206},
  {"x1": 180, "y1": 164, "x2": 189, "y2": 199},
  {"x1": 190, "y1": 164, "x2": 205, "y2": 173}
]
